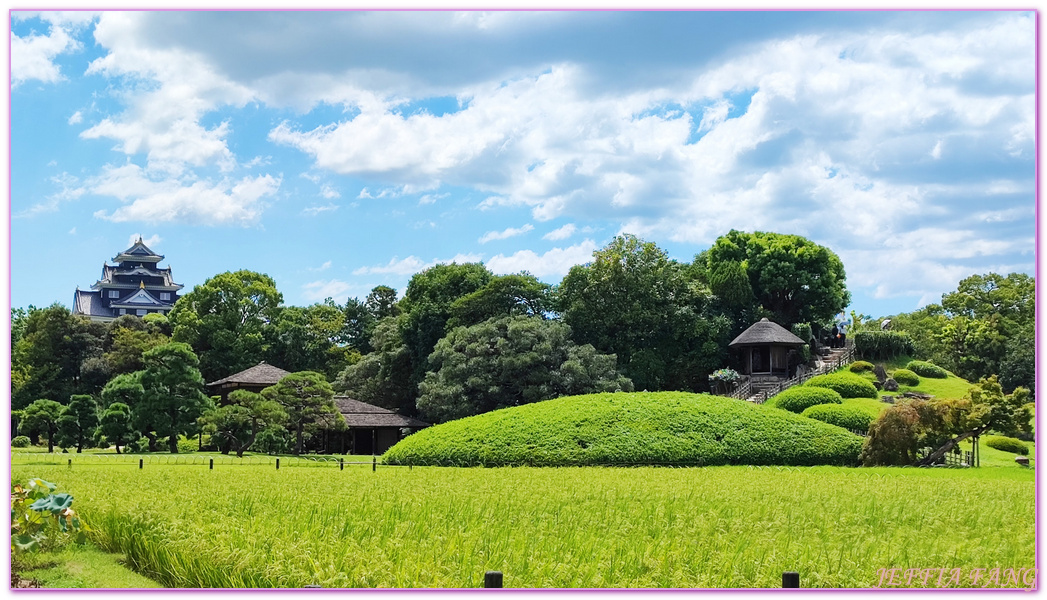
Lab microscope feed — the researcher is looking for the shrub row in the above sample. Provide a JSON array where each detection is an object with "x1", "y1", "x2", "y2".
[
  {"x1": 854, "y1": 331, "x2": 916, "y2": 360},
  {"x1": 890, "y1": 368, "x2": 920, "y2": 387},
  {"x1": 849, "y1": 361, "x2": 874, "y2": 373},
  {"x1": 800, "y1": 404, "x2": 876, "y2": 433},
  {"x1": 768, "y1": 386, "x2": 843, "y2": 414},
  {"x1": 984, "y1": 435, "x2": 1029, "y2": 456},
  {"x1": 906, "y1": 360, "x2": 948, "y2": 379},
  {"x1": 804, "y1": 372, "x2": 879, "y2": 399},
  {"x1": 383, "y1": 392, "x2": 863, "y2": 467}
]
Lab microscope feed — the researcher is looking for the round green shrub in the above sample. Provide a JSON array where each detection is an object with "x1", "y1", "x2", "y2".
[
  {"x1": 906, "y1": 360, "x2": 948, "y2": 379},
  {"x1": 11, "y1": 436, "x2": 31, "y2": 448},
  {"x1": 801, "y1": 404, "x2": 875, "y2": 433},
  {"x1": 849, "y1": 361, "x2": 874, "y2": 373},
  {"x1": 803, "y1": 372, "x2": 879, "y2": 399},
  {"x1": 984, "y1": 435, "x2": 1029, "y2": 456},
  {"x1": 891, "y1": 368, "x2": 920, "y2": 387},
  {"x1": 768, "y1": 387, "x2": 843, "y2": 414},
  {"x1": 383, "y1": 392, "x2": 863, "y2": 467}
]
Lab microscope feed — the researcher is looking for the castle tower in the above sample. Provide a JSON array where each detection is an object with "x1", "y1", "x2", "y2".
[{"x1": 73, "y1": 237, "x2": 184, "y2": 322}]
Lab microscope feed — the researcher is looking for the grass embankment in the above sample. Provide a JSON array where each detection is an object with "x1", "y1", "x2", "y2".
[
  {"x1": 383, "y1": 392, "x2": 862, "y2": 467},
  {"x1": 10, "y1": 464, "x2": 1034, "y2": 589},
  {"x1": 14, "y1": 544, "x2": 163, "y2": 588}
]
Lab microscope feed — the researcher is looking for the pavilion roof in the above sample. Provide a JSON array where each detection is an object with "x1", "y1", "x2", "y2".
[
  {"x1": 729, "y1": 318, "x2": 806, "y2": 348},
  {"x1": 334, "y1": 396, "x2": 430, "y2": 429},
  {"x1": 207, "y1": 362, "x2": 291, "y2": 387}
]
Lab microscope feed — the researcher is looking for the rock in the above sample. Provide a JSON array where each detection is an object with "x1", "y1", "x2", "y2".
[
  {"x1": 884, "y1": 378, "x2": 899, "y2": 392},
  {"x1": 1016, "y1": 456, "x2": 1030, "y2": 467},
  {"x1": 882, "y1": 395, "x2": 895, "y2": 404},
  {"x1": 873, "y1": 364, "x2": 888, "y2": 383},
  {"x1": 873, "y1": 381, "x2": 883, "y2": 390}
]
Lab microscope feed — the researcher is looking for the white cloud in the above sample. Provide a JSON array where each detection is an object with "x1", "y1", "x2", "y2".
[
  {"x1": 486, "y1": 240, "x2": 598, "y2": 278},
  {"x1": 320, "y1": 185, "x2": 340, "y2": 199},
  {"x1": 308, "y1": 260, "x2": 332, "y2": 272},
  {"x1": 418, "y1": 193, "x2": 449, "y2": 205},
  {"x1": 68, "y1": 111, "x2": 83, "y2": 125},
  {"x1": 302, "y1": 203, "x2": 339, "y2": 216},
  {"x1": 354, "y1": 253, "x2": 484, "y2": 276},
  {"x1": 542, "y1": 223, "x2": 577, "y2": 241},
  {"x1": 930, "y1": 140, "x2": 943, "y2": 159},
  {"x1": 479, "y1": 224, "x2": 534, "y2": 244},
  {"x1": 10, "y1": 12, "x2": 86, "y2": 86},
  {"x1": 68, "y1": 227, "x2": 76, "y2": 235},
  {"x1": 89, "y1": 164, "x2": 280, "y2": 225},
  {"x1": 302, "y1": 279, "x2": 352, "y2": 302}
]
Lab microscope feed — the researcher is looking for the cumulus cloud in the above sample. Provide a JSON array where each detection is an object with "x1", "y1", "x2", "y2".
[
  {"x1": 542, "y1": 223, "x2": 577, "y2": 241},
  {"x1": 10, "y1": 12, "x2": 91, "y2": 86},
  {"x1": 479, "y1": 224, "x2": 533, "y2": 244},
  {"x1": 127, "y1": 233, "x2": 162, "y2": 248},
  {"x1": 353, "y1": 253, "x2": 484, "y2": 276},
  {"x1": 486, "y1": 240, "x2": 598, "y2": 278},
  {"x1": 68, "y1": 111, "x2": 83, "y2": 125},
  {"x1": 302, "y1": 203, "x2": 339, "y2": 216},
  {"x1": 88, "y1": 164, "x2": 280, "y2": 225},
  {"x1": 302, "y1": 279, "x2": 352, "y2": 302}
]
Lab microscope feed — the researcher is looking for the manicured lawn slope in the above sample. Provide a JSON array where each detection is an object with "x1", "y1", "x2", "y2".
[{"x1": 383, "y1": 392, "x2": 863, "y2": 467}]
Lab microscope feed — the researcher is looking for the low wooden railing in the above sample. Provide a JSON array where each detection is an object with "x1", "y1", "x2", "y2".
[{"x1": 728, "y1": 343, "x2": 856, "y2": 404}]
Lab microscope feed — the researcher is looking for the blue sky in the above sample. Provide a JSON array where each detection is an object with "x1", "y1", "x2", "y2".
[{"x1": 9, "y1": 10, "x2": 1036, "y2": 319}]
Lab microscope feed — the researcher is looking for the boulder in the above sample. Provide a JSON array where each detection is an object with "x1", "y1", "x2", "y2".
[{"x1": 883, "y1": 378, "x2": 899, "y2": 392}]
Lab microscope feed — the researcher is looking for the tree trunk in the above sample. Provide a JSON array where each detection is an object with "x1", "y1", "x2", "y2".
[
  {"x1": 295, "y1": 422, "x2": 304, "y2": 456},
  {"x1": 917, "y1": 426, "x2": 990, "y2": 467},
  {"x1": 145, "y1": 432, "x2": 157, "y2": 452},
  {"x1": 46, "y1": 426, "x2": 55, "y2": 453},
  {"x1": 115, "y1": 444, "x2": 122, "y2": 454},
  {"x1": 169, "y1": 435, "x2": 179, "y2": 454}
]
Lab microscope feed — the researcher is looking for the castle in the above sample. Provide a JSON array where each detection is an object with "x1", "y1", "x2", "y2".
[{"x1": 73, "y1": 237, "x2": 184, "y2": 323}]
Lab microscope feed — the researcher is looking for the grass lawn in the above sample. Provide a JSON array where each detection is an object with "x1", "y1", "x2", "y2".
[
  {"x1": 14, "y1": 544, "x2": 163, "y2": 588},
  {"x1": 11, "y1": 462, "x2": 1034, "y2": 589}
]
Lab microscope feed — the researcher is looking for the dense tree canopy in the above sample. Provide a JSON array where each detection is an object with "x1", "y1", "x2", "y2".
[
  {"x1": 199, "y1": 390, "x2": 287, "y2": 458},
  {"x1": 558, "y1": 234, "x2": 730, "y2": 391},
  {"x1": 447, "y1": 273, "x2": 552, "y2": 329},
  {"x1": 417, "y1": 316, "x2": 633, "y2": 423},
  {"x1": 12, "y1": 304, "x2": 106, "y2": 409},
  {"x1": 261, "y1": 372, "x2": 344, "y2": 455},
  {"x1": 139, "y1": 342, "x2": 213, "y2": 453},
  {"x1": 333, "y1": 317, "x2": 415, "y2": 414},
  {"x1": 56, "y1": 394, "x2": 100, "y2": 453},
  {"x1": 169, "y1": 270, "x2": 284, "y2": 383},
  {"x1": 699, "y1": 230, "x2": 850, "y2": 328},
  {"x1": 19, "y1": 399, "x2": 64, "y2": 452}
]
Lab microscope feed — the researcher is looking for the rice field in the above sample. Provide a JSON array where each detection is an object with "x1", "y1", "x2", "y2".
[{"x1": 10, "y1": 461, "x2": 1034, "y2": 589}]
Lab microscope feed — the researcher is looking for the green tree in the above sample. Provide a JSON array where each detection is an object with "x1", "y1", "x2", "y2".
[
  {"x1": 199, "y1": 390, "x2": 287, "y2": 458},
  {"x1": 12, "y1": 304, "x2": 106, "y2": 409},
  {"x1": 365, "y1": 285, "x2": 400, "y2": 320},
  {"x1": 265, "y1": 301, "x2": 349, "y2": 378},
  {"x1": 139, "y1": 342, "x2": 214, "y2": 453},
  {"x1": 169, "y1": 270, "x2": 284, "y2": 383},
  {"x1": 56, "y1": 395, "x2": 99, "y2": 453},
  {"x1": 104, "y1": 316, "x2": 170, "y2": 375},
  {"x1": 418, "y1": 316, "x2": 633, "y2": 423},
  {"x1": 447, "y1": 273, "x2": 553, "y2": 329},
  {"x1": 261, "y1": 372, "x2": 344, "y2": 455},
  {"x1": 340, "y1": 297, "x2": 375, "y2": 353},
  {"x1": 98, "y1": 403, "x2": 134, "y2": 454},
  {"x1": 701, "y1": 230, "x2": 850, "y2": 327},
  {"x1": 558, "y1": 234, "x2": 731, "y2": 391},
  {"x1": 19, "y1": 399, "x2": 64, "y2": 452},
  {"x1": 333, "y1": 317, "x2": 416, "y2": 414}
]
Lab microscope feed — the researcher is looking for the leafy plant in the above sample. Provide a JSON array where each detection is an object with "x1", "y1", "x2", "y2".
[
  {"x1": 906, "y1": 360, "x2": 948, "y2": 379},
  {"x1": 984, "y1": 435, "x2": 1029, "y2": 456},
  {"x1": 768, "y1": 387, "x2": 843, "y2": 413},
  {"x1": 891, "y1": 369, "x2": 920, "y2": 387},
  {"x1": 12, "y1": 436, "x2": 31, "y2": 448},
  {"x1": 11, "y1": 478, "x2": 87, "y2": 555},
  {"x1": 853, "y1": 331, "x2": 916, "y2": 360},
  {"x1": 801, "y1": 404, "x2": 875, "y2": 433},
  {"x1": 849, "y1": 361, "x2": 874, "y2": 373},
  {"x1": 804, "y1": 373, "x2": 879, "y2": 399}
]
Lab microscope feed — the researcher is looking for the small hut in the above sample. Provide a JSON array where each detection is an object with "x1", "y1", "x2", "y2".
[
  {"x1": 729, "y1": 318, "x2": 806, "y2": 379},
  {"x1": 334, "y1": 397, "x2": 429, "y2": 455},
  {"x1": 206, "y1": 362, "x2": 291, "y2": 403}
]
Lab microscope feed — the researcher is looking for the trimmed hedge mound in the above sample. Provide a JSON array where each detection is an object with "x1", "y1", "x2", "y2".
[
  {"x1": 801, "y1": 404, "x2": 875, "y2": 433},
  {"x1": 768, "y1": 386, "x2": 843, "y2": 414},
  {"x1": 984, "y1": 435, "x2": 1029, "y2": 456},
  {"x1": 383, "y1": 392, "x2": 863, "y2": 467},
  {"x1": 803, "y1": 372, "x2": 879, "y2": 399},
  {"x1": 849, "y1": 361, "x2": 874, "y2": 373},
  {"x1": 906, "y1": 360, "x2": 948, "y2": 379},
  {"x1": 11, "y1": 436, "x2": 30, "y2": 448},
  {"x1": 891, "y1": 368, "x2": 920, "y2": 387}
]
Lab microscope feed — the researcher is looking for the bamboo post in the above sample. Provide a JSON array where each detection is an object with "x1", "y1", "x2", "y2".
[
  {"x1": 372, "y1": 456, "x2": 377, "y2": 472},
  {"x1": 783, "y1": 572, "x2": 799, "y2": 588},
  {"x1": 276, "y1": 458, "x2": 280, "y2": 470},
  {"x1": 484, "y1": 571, "x2": 503, "y2": 588},
  {"x1": 209, "y1": 458, "x2": 214, "y2": 470},
  {"x1": 139, "y1": 458, "x2": 143, "y2": 469}
]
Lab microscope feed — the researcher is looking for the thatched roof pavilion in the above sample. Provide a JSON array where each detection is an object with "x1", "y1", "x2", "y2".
[
  {"x1": 729, "y1": 318, "x2": 805, "y2": 377},
  {"x1": 206, "y1": 362, "x2": 291, "y2": 402},
  {"x1": 334, "y1": 397, "x2": 429, "y2": 455}
]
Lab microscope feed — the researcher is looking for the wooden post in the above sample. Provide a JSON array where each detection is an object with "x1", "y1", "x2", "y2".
[
  {"x1": 139, "y1": 458, "x2": 143, "y2": 469},
  {"x1": 276, "y1": 458, "x2": 280, "y2": 470},
  {"x1": 484, "y1": 571, "x2": 503, "y2": 588},
  {"x1": 340, "y1": 458, "x2": 344, "y2": 471},
  {"x1": 782, "y1": 572, "x2": 799, "y2": 588},
  {"x1": 209, "y1": 458, "x2": 214, "y2": 470},
  {"x1": 372, "y1": 456, "x2": 377, "y2": 472},
  {"x1": 67, "y1": 459, "x2": 72, "y2": 469}
]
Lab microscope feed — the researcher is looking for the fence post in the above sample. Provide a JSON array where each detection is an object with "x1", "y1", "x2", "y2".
[
  {"x1": 783, "y1": 572, "x2": 799, "y2": 588},
  {"x1": 209, "y1": 458, "x2": 214, "y2": 470},
  {"x1": 372, "y1": 456, "x2": 377, "y2": 472},
  {"x1": 276, "y1": 458, "x2": 280, "y2": 470},
  {"x1": 484, "y1": 571, "x2": 503, "y2": 588},
  {"x1": 340, "y1": 458, "x2": 344, "y2": 471}
]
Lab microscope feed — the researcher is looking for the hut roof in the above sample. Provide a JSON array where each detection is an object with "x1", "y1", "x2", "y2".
[
  {"x1": 335, "y1": 396, "x2": 430, "y2": 429},
  {"x1": 729, "y1": 318, "x2": 806, "y2": 348},
  {"x1": 207, "y1": 362, "x2": 291, "y2": 387}
]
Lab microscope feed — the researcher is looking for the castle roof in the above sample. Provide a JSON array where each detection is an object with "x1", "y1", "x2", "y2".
[
  {"x1": 73, "y1": 289, "x2": 112, "y2": 319},
  {"x1": 113, "y1": 237, "x2": 164, "y2": 263}
]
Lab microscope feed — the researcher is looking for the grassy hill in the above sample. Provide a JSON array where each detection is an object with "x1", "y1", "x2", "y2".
[{"x1": 383, "y1": 391, "x2": 863, "y2": 467}]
